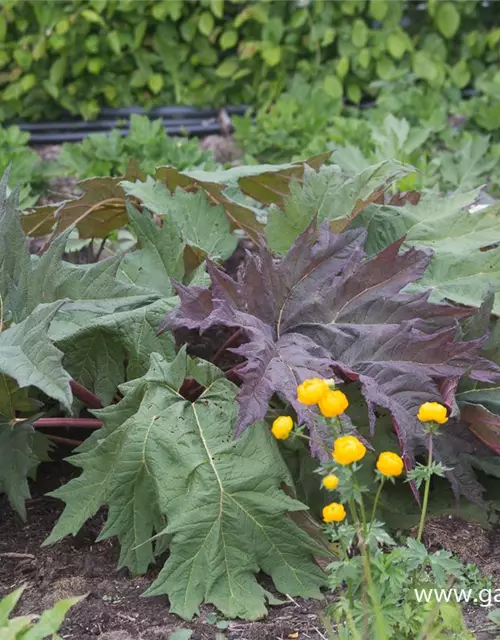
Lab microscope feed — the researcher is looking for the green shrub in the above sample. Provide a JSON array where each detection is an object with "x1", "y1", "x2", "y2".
[
  {"x1": 0, "y1": 125, "x2": 51, "y2": 207},
  {"x1": 58, "y1": 115, "x2": 217, "y2": 179},
  {"x1": 1, "y1": 0, "x2": 500, "y2": 121}
]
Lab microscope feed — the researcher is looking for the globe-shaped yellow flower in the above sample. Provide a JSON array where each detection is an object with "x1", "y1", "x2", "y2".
[
  {"x1": 318, "y1": 389, "x2": 349, "y2": 418},
  {"x1": 322, "y1": 474, "x2": 339, "y2": 490},
  {"x1": 271, "y1": 416, "x2": 294, "y2": 440},
  {"x1": 417, "y1": 402, "x2": 448, "y2": 424},
  {"x1": 297, "y1": 378, "x2": 329, "y2": 405},
  {"x1": 332, "y1": 435, "x2": 366, "y2": 465},
  {"x1": 376, "y1": 451, "x2": 404, "y2": 477},
  {"x1": 322, "y1": 502, "x2": 346, "y2": 523}
]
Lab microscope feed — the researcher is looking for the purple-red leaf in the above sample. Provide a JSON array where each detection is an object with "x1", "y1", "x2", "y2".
[{"x1": 162, "y1": 221, "x2": 500, "y2": 498}]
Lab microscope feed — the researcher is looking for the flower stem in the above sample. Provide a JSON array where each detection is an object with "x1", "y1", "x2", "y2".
[
  {"x1": 349, "y1": 467, "x2": 367, "y2": 536},
  {"x1": 368, "y1": 477, "x2": 385, "y2": 534},
  {"x1": 417, "y1": 432, "x2": 433, "y2": 543}
]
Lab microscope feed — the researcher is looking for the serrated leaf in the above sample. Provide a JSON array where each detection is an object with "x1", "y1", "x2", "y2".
[
  {"x1": 81, "y1": 9, "x2": 105, "y2": 25},
  {"x1": 47, "y1": 350, "x2": 327, "y2": 618},
  {"x1": 369, "y1": 0, "x2": 389, "y2": 20},
  {"x1": 162, "y1": 222, "x2": 500, "y2": 499},
  {"x1": 198, "y1": 11, "x2": 214, "y2": 37},
  {"x1": 122, "y1": 177, "x2": 237, "y2": 264},
  {"x1": 22, "y1": 162, "x2": 146, "y2": 239},
  {"x1": 357, "y1": 191, "x2": 500, "y2": 314},
  {"x1": 53, "y1": 297, "x2": 177, "y2": 401},
  {"x1": 387, "y1": 31, "x2": 407, "y2": 59},
  {"x1": 265, "y1": 161, "x2": 411, "y2": 254},
  {"x1": 119, "y1": 203, "x2": 185, "y2": 296},
  {"x1": 148, "y1": 73, "x2": 164, "y2": 95},
  {"x1": 210, "y1": 0, "x2": 224, "y2": 18},
  {"x1": 10, "y1": 228, "x2": 157, "y2": 324},
  {"x1": 0, "y1": 303, "x2": 72, "y2": 411},
  {"x1": 0, "y1": 418, "x2": 47, "y2": 519}
]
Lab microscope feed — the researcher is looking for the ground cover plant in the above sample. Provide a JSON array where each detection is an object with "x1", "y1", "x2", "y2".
[
  {"x1": 0, "y1": 124, "x2": 51, "y2": 208},
  {"x1": 233, "y1": 78, "x2": 500, "y2": 195},
  {"x1": 2, "y1": 153, "x2": 500, "y2": 634},
  {"x1": 0, "y1": 588, "x2": 83, "y2": 639},
  {"x1": 57, "y1": 114, "x2": 217, "y2": 180}
]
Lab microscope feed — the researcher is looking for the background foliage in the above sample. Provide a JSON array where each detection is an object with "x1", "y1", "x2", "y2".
[{"x1": 1, "y1": 0, "x2": 500, "y2": 121}]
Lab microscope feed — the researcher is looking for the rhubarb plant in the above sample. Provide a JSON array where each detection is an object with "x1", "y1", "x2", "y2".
[{"x1": 1, "y1": 156, "x2": 500, "y2": 621}]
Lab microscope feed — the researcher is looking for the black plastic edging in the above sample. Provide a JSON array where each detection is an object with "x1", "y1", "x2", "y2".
[
  {"x1": 26, "y1": 122, "x2": 223, "y2": 144},
  {"x1": 13, "y1": 105, "x2": 249, "y2": 145},
  {"x1": 13, "y1": 85, "x2": 481, "y2": 146},
  {"x1": 20, "y1": 117, "x2": 222, "y2": 132}
]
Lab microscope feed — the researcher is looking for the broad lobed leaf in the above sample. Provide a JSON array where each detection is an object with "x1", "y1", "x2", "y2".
[
  {"x1": 163, "y1": 221, "x2": 500, "y2": 500},
  {"x1": 47, "y1": 349, "x2": 328, "y2": 619}
]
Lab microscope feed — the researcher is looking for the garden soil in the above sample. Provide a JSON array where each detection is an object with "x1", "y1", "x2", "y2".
[
  {"x1": 2, "y1": 460, "x2": 500, "y2": 640},
  {"x1": 0, "y1": 460, "x2": 331, "y2": 640}
]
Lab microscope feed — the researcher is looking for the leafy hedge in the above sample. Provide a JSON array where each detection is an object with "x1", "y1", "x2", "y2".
[{"x1": 1, "y1": 0, "x2": 500, "y2": 121}]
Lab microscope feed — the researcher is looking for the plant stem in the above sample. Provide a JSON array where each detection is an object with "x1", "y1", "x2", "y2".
[
  {"x1": 350, "y1": 467, "x2": 367, "y2": 536},
  {"x1": 46, "y1": 434, "x2": 83, "y2": 448},
  {"x1": 94, "y1": 235, "x2": 109, "y2": 262},
  {"x1": 417, "y1": 432, "x2": 433, "y2": 543},
  {"x1": 70, "y1": 380, "x2": 103, "y2": 409},
  {"x1": 360, "y1": 539, "x2": 388, "y2": 640},
  {"x1": 212, "y1": 328, "x2": 243, "y2": 365},
  {"x1": 33, "y1": 418, "x2": 103, "y2": 429},
  {"x1": 368, "y1": 478, "x2": 385, "y2": 534}
]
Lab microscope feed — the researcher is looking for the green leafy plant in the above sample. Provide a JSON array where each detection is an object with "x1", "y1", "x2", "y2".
[
  {"x1": 1, "y1": 153, "x2": 500, "y2": 624},
  {"x1": 279, "y1": 395, "x2": 479, "y2": 638},
  {"x1": 1, "y1": 1, "x2": 500, "y2": 121},
  {"x1": 0, "y1": 126, "x2": 51, "y2": 207},
  {"x1": 0, "y1": 587, "x2": 84, "y2": 639},
  {"x1": 57, "y1": 115, "x2": 217, "y2": 180}
]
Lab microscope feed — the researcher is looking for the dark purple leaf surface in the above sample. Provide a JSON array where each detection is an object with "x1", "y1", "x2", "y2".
[{"x1": 162, "y1": 222, "x2": 500, "y2": 498}]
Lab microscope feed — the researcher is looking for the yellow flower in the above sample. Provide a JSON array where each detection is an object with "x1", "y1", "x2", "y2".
[
  {"x1": 297, "y1": 378, "x2": 329, "y2": 405},
  {"x1": 417, "y1": 402, "x2": 448, "y2": 424},
  {"x1": 332, "y1": 435, "x2": 366, "y2": 465},
  {"x1": 271, "y1": 416, "x2": 294, "y2": 440},
  {"x1": 322, "y1": 474, "x2": 339, "y2": 490},
  {"x1": 318, "y1": 389, "x2": 349, "y2": 418},
  {"x1": 376, "y1": 451, "x2": 404, "y2": 477},
  {"x1": 322, "y1": 502, "x2": 346, "y2": 523}
]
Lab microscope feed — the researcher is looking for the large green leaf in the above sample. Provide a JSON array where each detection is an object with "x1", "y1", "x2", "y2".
[
  {"x1": 46, "y1": 349, "x2": 327, "y2": 619},
  {"x1": 122, "y1": 178, "x2": 237, "y2": 265},
  {"x1": 11, "y1": 229, "x2": 156, "y2": 323},
  {"x1": 356, "y1": 190, "x2": 500, "y2": 313},
  {"x1": 0, "y1": 176, "x2": 30, "y2": 322},
  {"x1": 119, "y1": 203, "x2": 185, "y2": 296},
  {"x1": 0, "y1": 303, "x2": 72, "y2": 411},
  {"x1": 52, "y1": 297, "x2": 177, "y2": 403},
  {"x1": 265, "y1": 160, "x2": 411, "y2": 254},
  {"x1": 0, "y1": 418, "x2": 51, "y2": 520},
  {"x1": 154, "y1": 155, "x2": 330, "y2": 240}
]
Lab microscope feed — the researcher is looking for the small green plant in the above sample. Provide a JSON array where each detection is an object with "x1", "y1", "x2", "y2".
[
  {"x1": 58, "y1": 115, "x2": 217, "y2": 180},
  {"x1": 0, "y1": 126, "x2": 50, "y2": 208},
  {"x1": 0, "y1": 587, "x2": 84, "y2": 639},
  {"x1": 277, "y1": 385, "x2": 480, "y2": 639}
]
